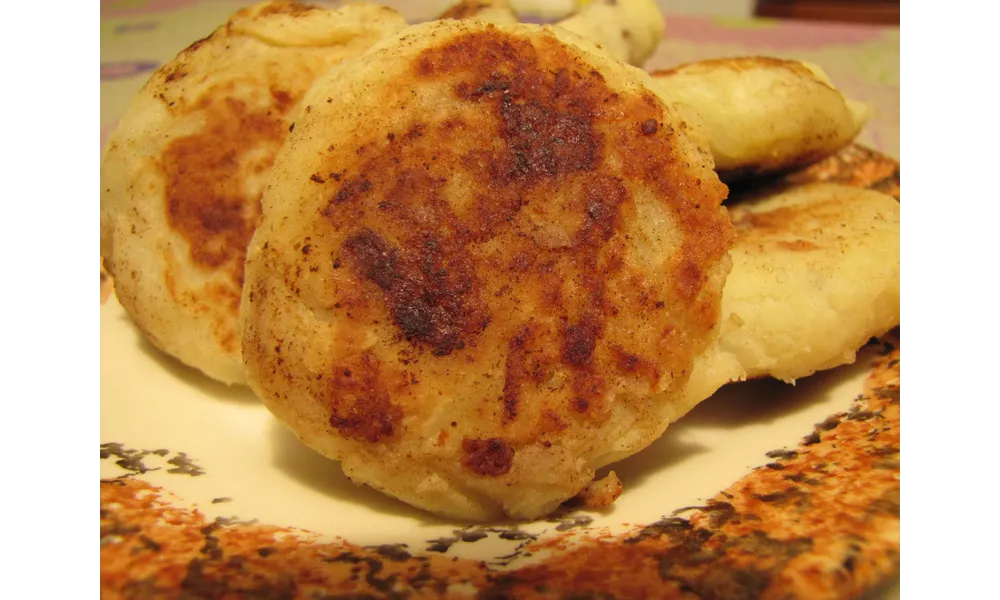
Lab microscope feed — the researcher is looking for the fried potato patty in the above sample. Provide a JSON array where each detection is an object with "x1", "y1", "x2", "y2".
[
  {"x1": 557, "y1": 0, "x2": 666, "y2": 66},
  {"x1": 651, "y1": 57, "x2": 870, "y2": 182},
  {"x1": 241, "y1": 19, "x2": 734, "y2": 521},
  {"x1": 685, "y1": 183, "x2": 900, "y2": 405},
  {"x1": 721, "y1": 183, "x2": 899, "y2": 381},
  {"x1": 100, "y1": 1, "x2": 406, "y2": 384}
]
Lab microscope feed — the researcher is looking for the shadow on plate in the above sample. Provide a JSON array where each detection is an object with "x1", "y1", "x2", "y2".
[
  {"x1": 123, "y1": 313, "x2": 259, "y2": 405},
  {"x1": 680, "y1": 352, "x2": 874, "y2": 430},
  {"x1": 598, "y1": 427, "x2": 710, "y2": 498},
  {"x1": 607, "y1": 345, "x2": 879, "y2": 492},
  {"x1": 268, "y1": 419, "x2": 456, "y2": 527}
]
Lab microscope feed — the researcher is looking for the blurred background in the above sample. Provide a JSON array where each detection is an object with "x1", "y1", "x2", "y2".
[
  {"x1": 427, "y1": 0, "x2": 901, "y2": 23},
  {"x1": 754, "y1": 0, "x2": 898, "y2": 24}
]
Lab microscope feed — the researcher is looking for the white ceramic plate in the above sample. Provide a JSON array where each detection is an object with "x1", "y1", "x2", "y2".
[{"x1": 100, "y1": 286, "x2": 896, "y2": 572}]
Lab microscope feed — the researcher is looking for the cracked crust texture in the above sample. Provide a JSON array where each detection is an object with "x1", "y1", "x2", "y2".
[
  {"x1": 99, "y1": 1, "x2": 407, "y2": 385},
  {"x1": 240, "y1": 19, "x2": 733, "y2": 521}
]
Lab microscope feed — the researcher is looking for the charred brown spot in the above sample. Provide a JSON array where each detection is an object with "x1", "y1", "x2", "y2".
[
  {"x1": 163, "y1": 68, "x2": 187, "y2": 83},
  {"x1": 611, "y1": 346, "x2": 660, "y2": 384},
  {"x1": 184, "y1": 34, "x2": 213, "y2": 55},
  {"x1": 495, "y1": 95, "x2": 598, "y2": 181},
  {"x1": 580, "y1": 175, "x2": 628, "y2": 243},
  {"x1": 327, "y1": 351, "x2": 403, "y2": 443},
  {"x1": 641, "y1": 119, "x2": 658, "y2": 135},
  {"x1": 461, "y1": 438, "x2": 514, "y2": 476},
  {"x1": 342, "y1": 229, "x2": 486, "y2": 356},
  {"x1": 501, "y1": 326, "x2": 552, "y2": 424},
  {"x1": 343, "y1": 229, "x2": 399, "y2": 290},
  {"x1": 270, "y1": 88, "x2": 294, "y2": 113},
  {"x1": 540, "y1": 409, "x2": 569, "y2": 433},
  {"x1": 563, "y1": 318, "x2": 599, "y2": 366},
  {"x1": 326, "y1": 177, "x2": 372, "y2": 210}
]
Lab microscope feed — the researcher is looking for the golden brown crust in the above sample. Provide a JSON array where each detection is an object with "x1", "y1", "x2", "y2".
[
  {"x1": 100, "y1": 1, "x2": 407, "y2": 384},
  {"x1": 703, "y1": 178, "x2": 899, "y2": 387},
  {"x1": 783, "y1": 144, "x2": 900, "y2": 200},
  {"x1": 326, "y1": 350, "x2": 405, "y2": 443},
  {"x1": 241, "y1": 20, "x2": 733, "y2": 520},
  {"x1": 731, "y1": 192, "x2": 845, "y2": 244},
  {"x1": 161, "y1": 95, "x2": 283, "y2": 274},
  {"x1": 281, "y1": 27, "x2": 731, "y2": 400},
  {"x1": 112, "y1": 3, "x2": 323, "y2": 349}
]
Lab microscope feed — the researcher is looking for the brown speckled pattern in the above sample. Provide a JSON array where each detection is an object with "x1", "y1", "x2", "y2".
[{"x1": 100, "y1": 144, "x2": 900, "y2": 598}]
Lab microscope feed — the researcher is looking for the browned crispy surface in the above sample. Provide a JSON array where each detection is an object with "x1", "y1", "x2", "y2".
[
  {"x1": 240, "y1": 20, "x2": 733, "y2": 520},
  {"x1": 149, "y1": 0, "x2": 322, "y2": 297},
  {"x1": 311, "y1": 27, "x2": 731, "y2": 380},
  {"x1": 100, "y1": 335, "x2": 899, "y2": 598},
  {"x1": 107, "y1": 1, "x2": 326, "y2": 355},
  {"x1": 783, "y1": 144, "x2": 900, "y2": 200},
  {"x1": 100, "y1": 1, "x2": 406, "y2": 384},
  {"x1": 101, "y1": 144, "x2": 893, "y2": 310},
  {"x1": 159, "y1": 93, "x2": 283, "y2": 303},
  {"x1": 729, "y1": 144, "x2": 900, "y2": 203}
]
